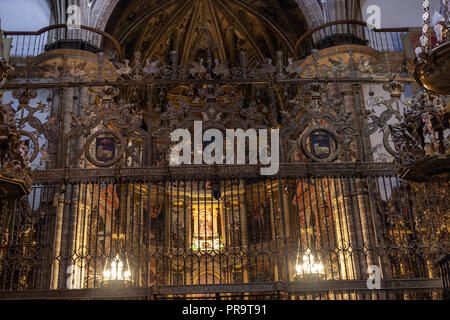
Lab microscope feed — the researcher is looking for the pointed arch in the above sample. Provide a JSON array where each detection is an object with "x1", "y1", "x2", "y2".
[{"x1": 54, "y1": 0, "x2": 325, "y2": 31}]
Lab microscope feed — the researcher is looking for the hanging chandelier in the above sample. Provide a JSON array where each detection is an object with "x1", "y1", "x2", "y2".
[
  {"x1": 414, "y1": 0, "x2": 450, "y2": 94},
  {"x1": 295, "y1": 249, "x2": 325, "y2": 280},
  {"x1": 102, "y1": 253, "x2": 132, "y2": 285},
  {"x1": 393, "y1": 0, "x2": 450, "y2": 182},
  {"x1": 102, "y1": 233, "x2": 132, "y2": 287},
  {"x1": 390, "y1": 91, "x2": 449, "y2": 182}
]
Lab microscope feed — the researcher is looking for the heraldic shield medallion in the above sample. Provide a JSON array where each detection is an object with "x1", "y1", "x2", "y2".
[
  {"x1": 96, "y1": 137, "x2": 116, "y2": 163},
  {"x1": 85, "y1": 129, "x2": 126, "y2": 167},
  {"x1": 301, "y1": 126, "x2": 340, "y2": 163}
]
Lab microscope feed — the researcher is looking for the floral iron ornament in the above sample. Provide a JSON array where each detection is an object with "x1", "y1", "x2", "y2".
[
  {"x1": 282, "y1": 82, "x2": 358, "y2": 163},
  {"x1": 68, "y1": 86, "x2": 147, "y2": 168}
]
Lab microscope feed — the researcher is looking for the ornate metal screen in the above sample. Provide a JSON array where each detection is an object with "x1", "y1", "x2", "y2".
[
  {"x1": 0, "y1": 40, "x2": 449, "y2": 299},
  {"x1": 0, "y1": 165, "x2": 447, "y2": 299}
]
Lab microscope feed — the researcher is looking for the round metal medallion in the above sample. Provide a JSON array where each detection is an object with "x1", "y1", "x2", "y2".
[
  {"x1": 301, "y1": 126, "x2": 340, "y2": 163},
  {"x1": 85, "y1": 130, "x2": 126, "y2": 167}
]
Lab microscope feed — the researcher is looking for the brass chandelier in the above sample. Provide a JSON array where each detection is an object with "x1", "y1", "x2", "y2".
[
  {"x1": 392, "y1": 0, "x2": 450, "y2": 181},
  {"x1": 414, "y1": 0, "x2": 450, "y2": 94}
]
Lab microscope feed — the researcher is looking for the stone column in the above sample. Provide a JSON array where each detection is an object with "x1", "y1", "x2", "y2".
[
  {"x1": 329, "y1": 0, "x2": 362, "y2": 21},
  {"x1": 295, "y1": 0, "x2": 325, "y2": 28},
  {"x1": 49, "y1": 84, "x2": 75, "y2": 289}
]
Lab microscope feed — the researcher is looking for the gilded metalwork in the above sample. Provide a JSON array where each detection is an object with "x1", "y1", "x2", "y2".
[
  {"x1": 0, "y1": 3, "x2": 449, "y2": 299},
  {"x1": 283, "y1": 82, "x2": 357, "y2": 163},
  {"x1": 414, "y1": 0, "x2": 450, "y2": 94},
  {"x1": 0, "y1": 102, "x2": 31, "y2": 196},
  {"x1": 389, "y1": 92, "x2": 449, "y2": 180}
]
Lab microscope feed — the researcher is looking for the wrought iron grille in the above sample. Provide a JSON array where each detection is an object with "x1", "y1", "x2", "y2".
[
  {"x1": 1, "y1": 22, "x2": 449, "y2": 300},
  {"x1": 437, "y1": 254, "x2": 450, "y2": 300},
  {"x1": 0, "y1": 164, "x2": 447, "y2": 299}
]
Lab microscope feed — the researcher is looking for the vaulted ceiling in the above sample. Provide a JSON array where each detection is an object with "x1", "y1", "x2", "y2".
[{"x1": 105, "y1": 0, "x2": 308, "y2": 65}]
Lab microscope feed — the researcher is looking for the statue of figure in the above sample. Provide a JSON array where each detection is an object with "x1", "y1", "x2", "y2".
[
  {"x1": 422, "y1": 113, "x2": 439, "y2": 156},
  {"x1": 39, "y1": 144, "x2": 50, "y2": 167},
  {"x1": 197, "y1": 209, "x2": 214, "y2": 238},
  {"x1": 432, "y1": 11, "x2": 446, "y2": 43},
  {"x1": 19, "y1": 141, "x2": 30, "y2": 168},
  {"x1": 445, "y1": 132, "x2": 450, "y2": 153},
  {"x1": 390, "y1": 124, "x2": 424, "y2": 164},
  {"x1": 415, "y1": 46, "x2": 424, "y2": 58},
  {"x1": 0, "y1": 102, "x2": 32, "y2": 183}
]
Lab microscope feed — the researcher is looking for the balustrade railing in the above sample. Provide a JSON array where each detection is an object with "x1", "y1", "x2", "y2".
[
  {"x1": 296, "y1": 20, "x2": 410, "y2": 58},
  {"x1": 437, "y1": 254, "x2": 450, "y2": 300},
  {"x1": 4, "y1": 25, "x2": 122, "y2": 65}
]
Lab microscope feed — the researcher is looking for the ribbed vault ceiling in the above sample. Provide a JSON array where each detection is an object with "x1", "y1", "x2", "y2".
[{"x1": 105, "y1": 0, "x2": 308, "y2": 65}]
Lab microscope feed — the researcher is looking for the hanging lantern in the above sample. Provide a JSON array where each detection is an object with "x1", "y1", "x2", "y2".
[
  {"x1": 102, "y1": 253, "x2": 132, "y2": 287},
  {"x1": 295, "y1": 249, "x2": 326, "y2": 280}
]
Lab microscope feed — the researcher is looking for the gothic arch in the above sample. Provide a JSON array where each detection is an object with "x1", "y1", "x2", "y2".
[
  {"x1": 49, "y1": 0, "x2": 325, "y2": 30},
  {"x1": 294, "y1": 0, "x2": 324, "y2": 27},
  {"x1": 100, "y1": 0, "x2": 315, "y2": 63}
]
